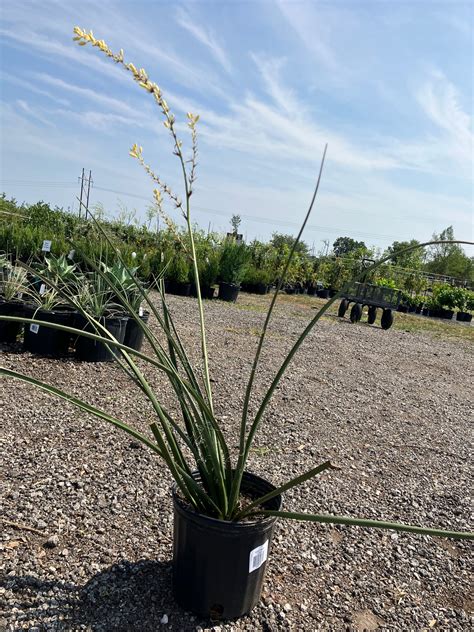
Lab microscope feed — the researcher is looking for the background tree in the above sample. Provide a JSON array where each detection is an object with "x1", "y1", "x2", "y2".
[
  {"x1": 230, "y1": 214, "x2": 241, "y2": 235},
  {"x1": 384, "y1": 239, "x2": 423, "y2": 269},
  {"x1": 425, "y1": 226, "x2": 473, "y2": 281},
  {"x1": 271, "y1": 232, "x2": 310, "y2": 257},
  {"x1": 332, "y1": 236, "x2": 367, "y2": 257}
]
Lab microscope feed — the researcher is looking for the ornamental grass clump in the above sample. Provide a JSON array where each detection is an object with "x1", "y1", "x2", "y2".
[{"x1": 0, "y1": 27, "x2": 472, "y2": 542}]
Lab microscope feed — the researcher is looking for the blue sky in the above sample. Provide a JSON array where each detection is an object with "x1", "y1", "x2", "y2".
[{"x1": 0, "y1": 0, "x2": 472, "y2": 253}]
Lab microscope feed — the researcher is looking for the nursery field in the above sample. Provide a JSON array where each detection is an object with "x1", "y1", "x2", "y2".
[{"x1": 1, "y1": 292, "x2": 473, "y2": 631}]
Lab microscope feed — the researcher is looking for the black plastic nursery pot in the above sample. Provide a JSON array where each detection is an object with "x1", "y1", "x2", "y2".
[
  {"x1": 440, "y1": 309, "x2": 454, "y2": 320},
  {"x1": 241, "y1": 283, "x2": 269, "y2": 295},
  {"x1": 0, "y1": 299, "x2": 24, "y2": 344},
  {"x1": 123, "y1": 310, "x2": 150, "y2": 351},
  {"x1": 172, "y1": 471, "x2": 282, "y2": 620},
  {"x1": 165, "y1": 280, "x2": 192, "y2": 297},
  {"x1": 74, "y1": 313, "x2": 128, "y2": 362},
  {"x1": 23, "y1": 305, "x2": 76, "y2": 357},
  {"x1": 456, "y1": 311, "x2": 472, "y2": 322},
  {"x1": 218, "y1": 282, "x2": 240, "y2": 303},
  {"x1": 318, "y1": 289, "x2": 330, "y2": 299},
  {"x1": 190, "y1": 284, "x2": 215, "y2": 300}
]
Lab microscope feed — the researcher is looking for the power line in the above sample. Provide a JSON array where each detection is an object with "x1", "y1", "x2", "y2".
[{"x1": 0, "y1": 178, "x2": 438, "y2": 243}]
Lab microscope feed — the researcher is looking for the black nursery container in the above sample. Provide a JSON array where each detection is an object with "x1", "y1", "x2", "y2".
[
  {"x1": 191, "y1": 284, "x2": 215, "y2": 300},
  {"x1": 0, "y1": 299, "x2": 24, "y2": 344},
  {"x1": 74, "y1": 313, "x2": 128, "y2": 362},
  {"x1": 243, "y1": 283, "x2": 269, "y2": 295},
  {"x1": 23, "y1": 305, "x2": 76, "y2": 357},
  {"x1": 218, "y1": 282, "x2": 240, "y2": 303},
  {"x1": 123, "y1": 311, "x2": 149, "y2": 351},
  {"x1": 172, "y1": 471, "x2": 282, "y2": 620},
  {"x1": 165, "y1": 281, "x2": 192, "y2": 297}
]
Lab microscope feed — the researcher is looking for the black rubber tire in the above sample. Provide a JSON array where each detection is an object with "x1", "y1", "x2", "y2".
[
  {"x1": 367, "y1": 305, "x2": 377, "y2": 325},
  {"x1": 338, "y1": 299, "x2": 349, "y2": 317},
  {"x1": 350, "y1": 303, "x2": 363, "y2": 323},
  {"x1": 381, "y1": 308, "x2": 394, "y2": 330}
]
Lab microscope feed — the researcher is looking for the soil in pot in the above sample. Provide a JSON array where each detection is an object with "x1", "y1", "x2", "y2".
[
  {"x1": 218, "y1": 282, "x2": 240, "y2": 303},
  {"x1": 173, "y1": 471, "x2": 282, "y2": 620},
  {"x1": 123, "y1": 310, "x2": 150, "y2": 351},
  {"x1": 0, "y1": 299, "x2": 24, "y2": 344},
  {"x1": 74, "y1": 313, "x2": 128, "y2": 362},
  {"x1": 165, "y1": 281, "x2": 192, "y2": 297},
  {"x1": 23, "y1": 305, "x2": 76, "y2": 357}
]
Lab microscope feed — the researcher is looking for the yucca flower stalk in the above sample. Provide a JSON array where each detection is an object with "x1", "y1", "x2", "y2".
[{"x1": 0, "y1": 28, "x2": 472, "y2": 541}]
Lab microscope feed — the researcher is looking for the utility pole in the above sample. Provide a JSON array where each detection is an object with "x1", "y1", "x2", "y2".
[
  {"x1": 322, "y1": 239, "x2": 330, "y2": 256},
  {"x1": 77, "y1": 169, "x2": 93, "y2": 219},
  {"x1": 85, "y1": 170, "x2": 93, "y2": 219},
  {"x1": 78, "y1": 168, "x2": 85, "y2": 219}
]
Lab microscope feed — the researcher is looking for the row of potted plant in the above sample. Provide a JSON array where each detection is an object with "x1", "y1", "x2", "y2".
[
  {"x1": 0, "y1": 254, "x2": 150, "y2": 359},
  {"x1": 396, "y1": 285, "x2": 474, "y2": 322}
]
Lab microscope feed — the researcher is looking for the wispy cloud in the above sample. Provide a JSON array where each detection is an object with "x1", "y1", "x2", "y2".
[
  {"x1": 417, "y1": 70, "x2": 473, "y2": 167},
  {"x1": 276, "y1": 0, "x2": 339, "y2": 71},
  {"x1": 0, "y1": 27, "x2": 130, "y2": 84},
  {"x1": 34, "y1": 73, "x2": 137, "y2": 117},
  {"x1": 175, "y1": 6, "x2": 232, "y2": 74},
  {"x1": 2, "y1": 71, "x2": 71, "y2": 106},
  {"x1": 16, "y1": 99, "x2": 56, "y2": 128}
]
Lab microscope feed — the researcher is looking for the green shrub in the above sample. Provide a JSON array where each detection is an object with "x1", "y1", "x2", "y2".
[{"x1": 218, "y1": 238, "x2": 248, "y2": 285}]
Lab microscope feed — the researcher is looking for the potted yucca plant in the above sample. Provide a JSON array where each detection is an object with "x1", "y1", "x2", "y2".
[
  {"x1": 22, "y1": 256, "x2": 79, "y2": 357},
  {"x1": 101, "y1": 260, "x2": 151, "y2": 351},
  {"x1": 0, "y1": 258, "x2": 29, "y2": 343},
  {"x1": 22, "y1": 286, "x2": 73, "y2": 357},
  {"x1": 0, "y1": 28, "x2": 472, "y2": 622},
  {"x1": 70, "y1": 271, "x2": 128, "y2": 362}
]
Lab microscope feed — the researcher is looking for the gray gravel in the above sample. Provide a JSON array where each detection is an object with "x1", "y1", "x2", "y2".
[{"x1": 1, "y1": 292, "x2": 473, "y2": 631}]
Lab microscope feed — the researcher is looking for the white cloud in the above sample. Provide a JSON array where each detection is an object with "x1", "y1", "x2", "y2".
[
  {"x1": 175, "y1": 6, "x2": 232, "y2": 75},
  {"x1": 0, "y1": 27, "x2": 130, "y2": 85},
  {"x1": 276, "y1": 0, "x2": 339, "y2": 71},
  {"x1": 15, "y1": 99, "x2": 56, "y2": 128},
  {"x1": 1, "y1": 71, "x2": 71, "y2": 106},
  {"x1": 417, "y1": 71, "x2": 473, "y2": 167},
  {"x1": 34, "y1": 73, "x2": 137, "y2": 117}
]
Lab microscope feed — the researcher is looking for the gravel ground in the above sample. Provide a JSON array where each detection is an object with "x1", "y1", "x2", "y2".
[{"x1": 1, "y1": 293, "x2": 473, "y2": 631}]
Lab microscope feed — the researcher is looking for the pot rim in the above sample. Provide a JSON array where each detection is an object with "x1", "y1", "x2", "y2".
[{"x1": 172, "y1": 470, "x2": 281, "y2": 531}]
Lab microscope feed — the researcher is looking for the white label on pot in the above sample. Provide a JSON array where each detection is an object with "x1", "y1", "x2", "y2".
[
  {"x1": 30, "y1": 324, "x2": 40, "y2": 334},
  {"x1": 39, "y1": 283, "x2": 46, "y2": 295},
  {"x1": 139, "y1": 306, "x2": 144, "y2": 317},
  {"x1": 42, "y1": 240, "x2": 52, "y2": 252},
  {"x1": 249, "y1": 540, "x2": 268, "y2": 573}
]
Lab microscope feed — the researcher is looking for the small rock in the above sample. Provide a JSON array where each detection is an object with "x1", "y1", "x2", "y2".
[
  {"x1": 44, "y1": 535, "x2": 59, "y2": 549},
  {"x1": 160, "y1": 614, "x2": 168, "y2": 624}
]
